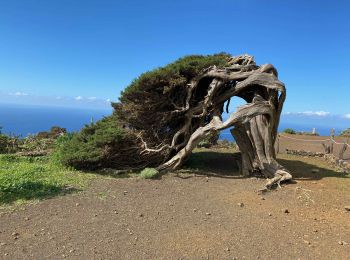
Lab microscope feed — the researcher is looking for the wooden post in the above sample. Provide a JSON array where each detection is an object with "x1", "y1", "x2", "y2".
[
  {"x1": 339, "y1": 143, "x2": 347, "y2": 160},
  {"x1": 330, "y1": 128, "x2": 335, "y2": 154},
  {"x1": 276, "y1": 134, "x2": 280, "y2": 154}
]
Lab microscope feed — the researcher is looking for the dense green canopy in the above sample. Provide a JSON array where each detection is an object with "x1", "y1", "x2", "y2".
[{"x1": 58, "y1": 54, "x2": 230, "y2": 170}]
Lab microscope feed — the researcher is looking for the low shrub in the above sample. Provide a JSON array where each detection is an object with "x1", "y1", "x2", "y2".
[
  {"x1": 340, "y1": 128, "x2": 350, "y2": 137},
  {"x1": 139, "y1": 168, "x2": 159, "y2": 179},
  {"x1": 283, "y1": 128, "x2": 296, "y2": 135},
  {"x1": 197, "y1": 131, "x2": 219, "y2": 148},
  {"x1": 54, "y1": 115, "x2": 145, "y2": 170}
]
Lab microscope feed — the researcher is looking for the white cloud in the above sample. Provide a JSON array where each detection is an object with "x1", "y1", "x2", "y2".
[
  {"x1": 75, "y1": 96, "x2": 83, "y2": 101},
  {"x1": 106, "y1": 98, "x2": 111, "y2": 103},
  {"x1": 10, "y1": 91, "x2": 29, "y2": 96},
  {"x1": 297, "y1": 111, "x2": 330, "y2": 117},
  {"x1": 88, "y1": 97, "x2": 97, "y2": 100},
  {"x1": 344, "y1": 114, "x2": 350, "y2": 119}
]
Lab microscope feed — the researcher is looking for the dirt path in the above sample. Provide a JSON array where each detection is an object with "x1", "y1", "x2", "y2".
[{"x1": 1, "y1": 154, "x2": 350, "y2": 259}]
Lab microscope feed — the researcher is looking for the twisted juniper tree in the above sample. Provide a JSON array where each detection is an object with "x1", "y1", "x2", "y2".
[{"x1": 60, "y1": 53, "x2": 292, "y2": 188}]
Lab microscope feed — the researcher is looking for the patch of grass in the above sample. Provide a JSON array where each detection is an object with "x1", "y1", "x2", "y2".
[
  {"x1": 0, "y1": 154, "x2": 95, "y2": 205},
  {"x1": 139, "y1": 168, "x2": 159, "y2": 179}
]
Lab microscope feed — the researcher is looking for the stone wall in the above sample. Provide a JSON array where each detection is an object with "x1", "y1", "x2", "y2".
[{"x1": 285, "y1": 149, "x2": 350, "y2": 173}]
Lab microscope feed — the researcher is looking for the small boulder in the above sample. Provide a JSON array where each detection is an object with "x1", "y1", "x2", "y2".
[{"x1": 283, "y1": 209, "x2": 290, "y2": 214}]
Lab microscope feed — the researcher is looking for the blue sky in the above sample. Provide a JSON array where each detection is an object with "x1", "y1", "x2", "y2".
[{"x1": 0, "y1": 0, "x2": 349, "y2": 117}]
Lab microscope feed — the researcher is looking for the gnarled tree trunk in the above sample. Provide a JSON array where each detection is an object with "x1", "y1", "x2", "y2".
[{"x1": 154, "y1": 55, "x2": 292, "y2": 188}]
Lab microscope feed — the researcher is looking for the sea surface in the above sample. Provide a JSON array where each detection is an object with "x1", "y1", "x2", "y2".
[
  {"x1": 0, "y1": 103, "x2": 112, "y2": 137},
  {"x1": 0, "y1": 104, "x2": 348, "y2": 141}
]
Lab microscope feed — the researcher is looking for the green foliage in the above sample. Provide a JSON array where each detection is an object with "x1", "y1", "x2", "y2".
[
  {"x1": 139, "y1": 168, "x2": 159, "y2": 179},
  {"x1": 120, "y1": 53, "x2": 230, "y2": 99},
  {"x1": 216, "y1": 139, "x2": 237, "y2": 149},
  {"x1": 54, "y1": 116, "x2": 138, "y2": 170},
  {"x1": 0, "y1": 134, "x2": 20, "y2": 154},
  {"x1": 20, "y1": 136, "x2": 55, "y2": 153},
  {"x1": 56, "y1": 54, "x2": 232, "y2": 171},
  {"x1": 283, "y1": 128, "x2": 296, "y2": 134},
  {"x1": 0, "y1": 154, "x2": 89, "y2": 205},
  {"x1": 340, "y1": 128, "x2": 350, "y2": 137},
  {"x1": 198, "y1": 131, "x2": 219, "y2": 148}
]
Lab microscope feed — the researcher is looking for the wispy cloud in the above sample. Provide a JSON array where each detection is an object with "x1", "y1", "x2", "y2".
[
  {"x1": 344, "y1": 114, "x2": 350, "y2": 119},
  {"x1": 298, "y1": 111, "x2": 330, "y2": 117},
  {"x1": 1, "y1": 92, "x2": 113, "y2": 109},
  {"x1": 283, "y1": 111, "x2": 331, "y2": 117},
  {"x1": 10, "y1": 91, "x2": 29, "y2": 96}
]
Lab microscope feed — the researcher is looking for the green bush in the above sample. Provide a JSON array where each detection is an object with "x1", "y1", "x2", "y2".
[
  {"x1": 198, "y1": 131, "x2": 219, "y2": 148},
  {"x1": 56, "y1": 54, "x2": 231, "y2": 171},
  {"x1": 340, "y1": 128, "x2": 350, "y2": 137},
  {"x1": 54, "y1": 116, "x2": 143, "y2": 170},
  {"x1": 139, "y1": 168, "x2": 159, "y2": 179},
  {"x1": 283, "y1": 128, "x2": 296, "y2": 134},
  {"x1": 0, "y1": 134, "x2": 20, "y2": 154}
]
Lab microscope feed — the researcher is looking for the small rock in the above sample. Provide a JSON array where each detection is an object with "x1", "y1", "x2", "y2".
[
  {"x1": 205, "y1": 212, "x2": 211, "y2": 216},
  {"x1": 123, "y1": 191, "x2": 128, "y2": 195},
  {"x1": 260, "y1": 197, "x2": 265, "y2": 200},
  {"x1": 193, "y1": 209, "x2": 198, "y2": 212},
  {"x1": 268, "y1": 213, "x2": 272, "y2": 216},
  {"x1": 113, "y1": 210, "x2": 118, "y2": 214},
  {"x1": 24, "y1": 217, "x2": 30, "y2": 221},
  {"x1": 94, "y1": 214, "x2": 98, "y2": 217},
  {"x1": 11, "y1": 232, "x2": 19, "y2": 237},
  {"x1": 345, "y1": 206, "x2": 350, "y2": 212},
  {"x1": 283, "y1": 209, "x2": 290, "y2": 214},
  {"x1": 338, "y1": 241, "x2": 348, "y2": 245},
  {"x1": 69, "y1": 249, "x2": 75, "y2": 253},
  {"x1": 4, "y1": 253, "x2": 8, "y2": 256},
  {"x1": 139, "y1": 213, "x2": 144, "y2": 217},
  {"x1": 303, "y1": 240, "x2": 311, "y2": 245},
  {"x1": 237, "y1": 203, "x2": 244, "y2": 207},
  {"x1": 313, "y1": 229, "x2": 318, "y2": 233},
  {"x1": 225, "y1": 247, "x2": 230, "y2": 251},
  {"x1": 205, "y1": 177, "x2": 209, "y2": 182},
  {"x1": 0, "y1": 242, "x2": 6, "y2": 246},
  {"x1": 75, "y1": 203, "x2": 80, "y2": 206}
]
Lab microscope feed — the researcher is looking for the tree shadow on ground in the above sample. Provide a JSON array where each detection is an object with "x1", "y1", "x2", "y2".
[
  {"x1": 277, "y1": 158, "x2": 349, "y2": 181},
  {"x1": 180, "y1": 150, "x2": 349, "y2": 181},
  {"x1": 181, "y1": 151, "x2": 242, "y2": 179},
  {"x1": 0, "y1": 182, "x2": 79, "y2": 205}
]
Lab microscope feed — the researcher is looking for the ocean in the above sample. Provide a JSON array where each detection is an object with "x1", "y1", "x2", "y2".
[
  {"x1": 0, "y1": 103, "x2": 112, "y2": 137},
  {"x1": 0, "y1": 103, "x2": 348, "y2": 140}
]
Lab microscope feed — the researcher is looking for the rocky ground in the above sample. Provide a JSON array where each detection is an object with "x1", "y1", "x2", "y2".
[{"x1": 0, "y1": 152, "x2": 349, "y2": 260}]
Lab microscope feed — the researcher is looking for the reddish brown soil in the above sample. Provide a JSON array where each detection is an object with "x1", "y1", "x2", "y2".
[{"x1": 0, "y1": 153, "x2": 349, "y2": 259}]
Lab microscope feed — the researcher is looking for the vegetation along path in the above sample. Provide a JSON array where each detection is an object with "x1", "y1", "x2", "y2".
[{"x1": 0, "y1": 149, "x2": 350, "y2": 259}]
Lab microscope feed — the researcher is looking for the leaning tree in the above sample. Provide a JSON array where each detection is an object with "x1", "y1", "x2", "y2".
[{"x1": 60, "y1": 53, "x2": 292, "y2": 188}]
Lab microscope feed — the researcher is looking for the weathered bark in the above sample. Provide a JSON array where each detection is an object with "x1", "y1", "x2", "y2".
[{"x1": 154, "y1": 55, "x2": 292, "y2": 188}]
